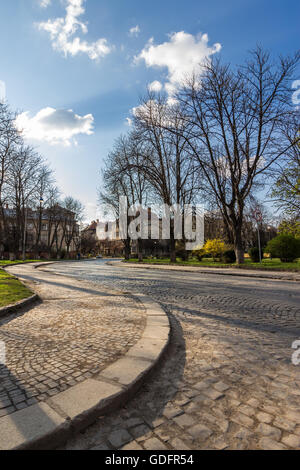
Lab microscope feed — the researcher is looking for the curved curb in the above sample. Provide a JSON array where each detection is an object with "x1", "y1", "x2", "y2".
[
  {"x1": 0, "y1": 265, "x2": 39, "y2": 318},
  {"x1": 107, "y1": 261, "x2": 300, "y2": 282},
  {"x1": 0, "y1": 293, "x2": 39, "y2": 319},
  {"x1": 0, "y1": 266, "x2": 170, "y2": 451}
]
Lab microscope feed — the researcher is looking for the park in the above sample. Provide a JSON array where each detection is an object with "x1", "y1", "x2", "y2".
[{"x1": 0, "y1": 0, "x2": 299, "y2": 454}]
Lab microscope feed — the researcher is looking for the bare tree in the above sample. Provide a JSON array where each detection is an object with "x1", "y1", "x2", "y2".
[
  {"x1": 7, "y1": 145, "x2": 47, "y2": 258},
  {"x1": 270, "y1": 117, "x2": 300, "y2": 217},
  {"x1": 175, "y1": 47, "x2": 299, "y2": 263},
  {"x1": 61, "y1": 197, "x2": 84, "y2": 258},
  {"x1": 133, "y1": 93, "x2": 198, "y2": 261},
  {"x1": 0, "y1": 102, "x2": 21, "y2": 255},
  {"x1": 31, "y1": 165, "x2": 54, "y2": 257},
  {"x1": 99, "y1": 134, "x2": 150, "y2": 261}
]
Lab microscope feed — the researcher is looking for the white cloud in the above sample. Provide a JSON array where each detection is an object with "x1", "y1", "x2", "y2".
[
  {"x1": 37, "y1": 0, "x2": 112, "y2": 61},
  {"x1": 136, "y1": 31, "x2": 221, "y2": 95},
  {"x1": 16, "y1": 107, "x2": 94, "y2": 147},
  {"x1": 39, "y1": 0, "x2": 51, "y2": 7},
  {"x1": 148, "y1": 80, "x2": 162, "y2": 92},
  {"x1": 129, "y1": 25, "x2": 140, "y2": 37}
]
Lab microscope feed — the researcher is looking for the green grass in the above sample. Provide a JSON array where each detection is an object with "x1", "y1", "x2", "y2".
[
  {"x1": 124, "y1": 257, "x2": 300, "y2": 272},
  {"x1": 0, "y1": 269, "x2": 33, "y2": 308},
  {"x1": 0, "y1": 259, "x2": 42, "y2": 267}
]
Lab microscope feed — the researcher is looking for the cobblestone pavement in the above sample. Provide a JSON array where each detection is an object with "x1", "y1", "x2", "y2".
[
  {"x1": 0, "y1": 264, "x2": 146, "y2": 416},
  {"x1": 51, "y1": 260, "x2": 300, "y2": 451}
]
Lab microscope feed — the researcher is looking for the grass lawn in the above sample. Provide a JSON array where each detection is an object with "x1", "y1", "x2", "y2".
[
  {"x1": 0, "y1": 259, "x2": 42, "y2": 267},
  {"x1": 124, "y1": 257, "x2": 300, "y2": 272},
  {"x1": 0, "y1": 269, "x2": 33, "y2": 308}
]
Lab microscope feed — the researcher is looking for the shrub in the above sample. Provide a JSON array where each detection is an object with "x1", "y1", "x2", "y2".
[
  {"x1": 192, "y1": 247, "x2": 206, "y2": 261},
  {"x1": 177, "y1": 249, "x2": 189, "y2": 261},
  {"x1": 176, "y1": 240, "x2": 189, "y2": 261},
  {"x1": 265, "y1": 234, "x2": 300, "y2": 262},
  {"x1": 222, "y1": 249, "x2": 236, "y2": 264},
  {"x1": 204, "y1": 239, "x2": 226, "y2": 261},
  {"x1": 248, "y1": 247, "x2": 263, "y2": 263}
]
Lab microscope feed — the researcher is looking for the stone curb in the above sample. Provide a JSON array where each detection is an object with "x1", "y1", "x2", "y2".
[
  {"x1": 107, "y1": 261, "x2": 300, "y2": 282},
  {"x1": 0, "y1": 294, "x2": 39, "y2": 319},
  {"x1": 0, "y1": 265, "x2": 40, "y2": 318},
  {"x1": 0, "y1": 264, "x2": 170, "y2": 450}
]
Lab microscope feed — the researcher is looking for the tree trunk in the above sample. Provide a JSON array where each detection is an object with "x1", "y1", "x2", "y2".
[
  {"x1": 137, "y1": 238, "x2": 143, "y2": 262},
  {"x1": 170, "y1": 228, "x2": 176, "y2": 263},
  {"x1": 234, "y1": 226, "x2": 245, "y2": 264},
  {"x1": 124, "y1": 238, "x2": 131, "y2": 260}
]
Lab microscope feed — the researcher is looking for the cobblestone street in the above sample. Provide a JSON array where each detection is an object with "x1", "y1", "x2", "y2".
[
  {"x1": 48, "y1": 260, "x2": 300, "y2": 451},
  {"x1": 0, "y1": 264, "x2": 146, "y2": 416}
]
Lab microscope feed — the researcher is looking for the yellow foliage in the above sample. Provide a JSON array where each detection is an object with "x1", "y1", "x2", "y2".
[{"x1": 204, "y1": 239, "x2": 226, "y2": 259}]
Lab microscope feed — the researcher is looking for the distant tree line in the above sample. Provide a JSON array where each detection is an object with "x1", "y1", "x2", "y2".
[{"x1": 0, "y1": 101, "x2": 84, "y2": 259}]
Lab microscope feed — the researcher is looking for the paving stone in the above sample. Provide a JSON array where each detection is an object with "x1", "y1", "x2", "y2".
[
  {"x1": 273, "y1": 416, "x2": 296, "y2": 432},
  {"x1": 0, "y1": 400, "x2": 12, "y2": 409},
  {"x1": 234, "y1": 427, "x2": 254, "y2": 440},
  {"x1": 163, "y1": 406, "x2": 183, "y2": 419},
  {"x1": 247, "y1": 398, "x2": 260, "y2": 408},
  {"x1": 124, "y1": 417, "x2": 145, "y2": 428},
  {"x1": 256, "y1": 412, "x2": 273, "y2": 424},
  {"x1": 151, "y1": 418, "x2": 165, "y2": 429},
  {"x1": 187, "y1": 424, "x2": 213, "y2": 441},
  {"x1": 91, "y1": 442, "x2": 111, "y2": 450},
  {"x1": 214, "y1": 382, "x2": 230, "y2": 393},
  {"x1": 175, "y1": 396, "x2": 191, "y2": 407},
  {"x1": 108, "y1": 429, "x2": 132, "y2": 448},
  {"x1": 259, "y1": 438, "x2": 287, "y2": 450},
  {"x1": 0, "y1": 407, "x2": 15, "y2": 418},
  {"x1": 256, "y1": 423, "x2": 282, "y2": 441},
  {"x1": 193, "y1": 381, "x2": 210, "y2": 391},
  {"x1": 143, "y1": 437, "x2": 168, "y2": 450},
  {"x1": 173, "y1": 413, "x2": 195, "y2": 428},
  {"x1": 231, "y1": 413, "x2": 254, "y2": 428},
  {"x1": 238, "y1": 405, "x2": 256, "y2": 417},
  {"x1": 170, "y1": 438, "x2": 190, "y2": 450},
  {"x1": 284, "y1": 410, "x2": 300, "y2": 423},
  {"x1": 216, "y1": 419, "x2": 230, "y2": 433},
  {"x1": 202, "y1": 389, "x2": 225, "y2": 401},
  {"x1": 213, "y1": 438, "x2": 229, "y2": 450},
  {"x1": 152, "y1": 426, "x2": 172, "y2": 442},
  {"x1": 130, "y1": 424, "x2": 152, "y2": 440},
  {"x1": 281, "y1": 434, "x2": 300, "y2": 448},
  {"x1": 122, "y1": 441, "x2": 143, "y2": 450},
  {"x1": 15, "y1": 402, "x2": 27, "y2": 411}
]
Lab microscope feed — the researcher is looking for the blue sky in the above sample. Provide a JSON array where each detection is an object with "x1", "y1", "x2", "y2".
[{"x1": 0, "y1": 0, "x2": 299, "y2": 221}]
